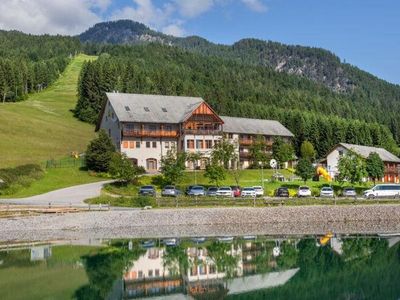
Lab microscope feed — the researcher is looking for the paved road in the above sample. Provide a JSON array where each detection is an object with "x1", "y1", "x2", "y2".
[{"x1": 0, "y1": 180, "x2": 113, "y2": 207}]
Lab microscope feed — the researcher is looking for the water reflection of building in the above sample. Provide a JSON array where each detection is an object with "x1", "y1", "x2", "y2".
[
  {"x1": 124, "y1": 248, "x2": 184, "y2": 299},
  {"x1": 30, "y1": 246, "x2": 52, "y2": 261},
  {"x1": 122, "y1": 241, "x2": 298, "y2": 299}
]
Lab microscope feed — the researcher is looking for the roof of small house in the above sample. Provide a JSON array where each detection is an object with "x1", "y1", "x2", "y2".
[
  {"x1": 220, "y1": 116, "x2": 294, "y2": 137},
  {"x1": 338, "y1": 143, "x2": 400, "y2": 163},
  {"x1": 105, "y1": 93, "x2": 205, "y2": 124}
]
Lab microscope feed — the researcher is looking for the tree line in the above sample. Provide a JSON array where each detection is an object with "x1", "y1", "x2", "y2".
[
  {"x1": 0, "y1": 30, "x2": 81, "y2": 102},
  {"x1": 75, "y1": 44, "x2": 398, "y2": 158}
]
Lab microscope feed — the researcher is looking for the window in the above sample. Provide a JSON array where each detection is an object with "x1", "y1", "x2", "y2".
[
  {"x1": 152, "y1": 141, "x2": 157, "y2": 148},
  {"x1": 165, "y1": 141, "x2": 170, "y2": 149},
  {"x1": 148, "y1": 270, "x2": 153, "y2": 277},
  {"x1": 146, "y1": 141, "x2": 151, "y2": 148},
  {"x1": 138, "y1": 271, "x2": 143, "y2": 278},
  {"x1": 338, "y1": 150, "x2": 344, "y2": 156},
  {"x1": 209, "y1": 265, "x2": 216, "y2": 274},
  {"x1": 162, "y1": 107, "x2": 167, "y2": 112},
  {"x1": 190, "y1": 266, "x2": 198, "y2": 276},
  {"x1": 205, "y1": 140, "x2": 212, "y2": 149},
  {"x1": 129, "y1": 141, "x2": 135, "y2": 149},
  {"x1": 155, "y1": 269, "x2": 160, "y2": 277},
  {"x1": 165, "y1": 125, "x2": 172, "y2": 131},
  {"x1": 149, "y1": 125, "x2": 157, "y2": 131},
  {"x1": 187, "y1": 139, "x2": 194, "y2": 149},
  {"x1": 108, "y1": 129, "x2": 111, "y2": 136},
  {"x1": 199, "y1": 264, "x2": 207, "y2": 275},
  {"x1": 228, "y1": 133, "x2": 233, "y2": 139},
  {"x1": 196, "y1": 140, "x2": 204, "y2": 149},
  {"x1": 144, "y1": 107, "x2": 150, "y2": 112},
  {"x1": 136, "y1": 141, "x2": 141, "y2": 148},
  {"x1": 122, "y1": 141, "x2": 129, "y2": 148},
  {"x1": 124, "y1": 106, "x2": 130, "y2": 111}
]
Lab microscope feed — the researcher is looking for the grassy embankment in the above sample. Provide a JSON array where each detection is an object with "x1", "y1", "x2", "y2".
[
  {"x1": 0, "y1": 54, "x2": 104, "y2": 198},
  {"x1": 87, "y1": 169, "x2": 379, "y2": 208}
]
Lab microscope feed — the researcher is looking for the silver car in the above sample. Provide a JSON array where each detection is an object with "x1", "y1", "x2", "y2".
[
  {"x1": 342, "y1": 187, "x2": 357, "y2": 198},
  {"x1": 187, "y1": 185, "x2": 206, "y2": 196},
  {"x1": 161, "y1": 185, "x2": 180, "y2": 197},
  {"x1": 320, "y1": 187, "x2": 334, "y2": 198}
]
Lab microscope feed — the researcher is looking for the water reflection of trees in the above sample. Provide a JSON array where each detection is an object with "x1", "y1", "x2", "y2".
[
  {"x1": 229, "y1": 237, "x2": 400, "y2": 300},
  {"x1": 74, "y1": 240, "x2": 145, "y2": 300}
]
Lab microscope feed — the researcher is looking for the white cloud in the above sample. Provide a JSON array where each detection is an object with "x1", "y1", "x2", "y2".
[
  {"x1": 241, "y1": 0, "x2": 267, "y2": 13},
  {"x1": 110, "y1": 0, "x2": 175, "y2": 30},
  {"x1": 0, "y1": 0, "x2": 102, "y2": 35},
  {"x1": 173, "y1": 0, "x2": 214, "y2": 18},
  {"x1": 162, "y1": 23, "x2": 186, "y2": 37}
]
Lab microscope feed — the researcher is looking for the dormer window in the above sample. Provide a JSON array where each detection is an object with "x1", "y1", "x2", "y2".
[
  {"x1": 162, "y1": 107, "x2": 167, "y2": 112},
  {"x1": 125, "y1": 106, "x2": 130, "y2": 111},
  {"x1": 144, "y1": 107, "x2": 150, "y2": 112}
]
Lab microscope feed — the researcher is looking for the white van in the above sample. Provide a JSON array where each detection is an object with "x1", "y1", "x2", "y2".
[{"x1": 363, "y1": 184, "x2": 400, "y2": 199}]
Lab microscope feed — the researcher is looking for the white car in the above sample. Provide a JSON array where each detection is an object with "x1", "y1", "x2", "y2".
[
  {"x1": 241, "y1": 187, "x2": 256, "y2": 197},
  {"x1": 216, "y1": 186, "x2": 233, "y2": 197},
  {"x1": 253, "y1": 186, "x2": 264, "y2": 197},
  {"x1": 297, "y1": 186, "x2": 312, "y2": 197},
  {"x1": 320, "y1": 187, "x2": 334, "y2": 198},
  {"x1": 363, "y1": 184, "x2": 400, "y2": 199}
]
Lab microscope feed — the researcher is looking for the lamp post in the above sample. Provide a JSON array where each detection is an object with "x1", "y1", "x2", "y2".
[{"x1": 259, "y1": 161, "x2": 264, "y2": 189}]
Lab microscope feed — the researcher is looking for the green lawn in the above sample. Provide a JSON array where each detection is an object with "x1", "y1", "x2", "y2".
[
  {"x1": 1, "y1": 165, "x2": 105, "y2": 198},
  {"x1": 0, "y1": 54, "x2": 97, "y2": 168}
]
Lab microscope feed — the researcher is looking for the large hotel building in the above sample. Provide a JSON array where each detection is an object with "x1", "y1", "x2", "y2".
[{"x1": 96, "y1": 93, "x2": 294, "y2": 171}]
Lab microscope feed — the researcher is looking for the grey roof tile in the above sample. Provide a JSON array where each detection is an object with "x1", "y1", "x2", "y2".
[
  {"x1": 107, "y1": 93, "x2": 203, "y2": 123},
  {"x1": 221, "y1": 116, "x2": 294, "y2": 137},
  {"x1": 340, "y1": 143, "x2": 400, "y2": 163}
]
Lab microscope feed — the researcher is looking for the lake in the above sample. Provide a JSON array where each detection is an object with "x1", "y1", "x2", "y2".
[{"x1": 0, "y1": 234, "x2": 399, "y2": 299}]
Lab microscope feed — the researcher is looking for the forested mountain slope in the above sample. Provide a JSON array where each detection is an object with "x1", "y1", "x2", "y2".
[
  {"x1": 0, "y1": 30, "x2": 81, "y2": 102},
  {"x1": 75, "y1": 44, "x2": 397, "y2": 158},
  {"x1": 79, "y1": 20, "x2": 400, "y2": 144}
]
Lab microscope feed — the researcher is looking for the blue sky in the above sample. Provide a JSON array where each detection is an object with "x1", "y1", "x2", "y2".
[{"x1": 0, "y1": 0, "x2": 399, "y2": 84}]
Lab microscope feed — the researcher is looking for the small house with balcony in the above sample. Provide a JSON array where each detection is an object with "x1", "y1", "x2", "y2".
[
  {"x1": 97, "y1": 93, "x2": 294, "y2": 172},
  {"x1": 325, "y1": 143, "x2": 400, "y2": 183}
]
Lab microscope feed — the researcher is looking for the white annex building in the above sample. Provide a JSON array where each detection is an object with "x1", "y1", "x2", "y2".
[{"x1": 97, "y1": 93, "x2": 293, "y2": 171}]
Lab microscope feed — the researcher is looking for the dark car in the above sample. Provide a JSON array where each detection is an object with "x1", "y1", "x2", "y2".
[
  {"x1": 207, "y1": 187, "x2": 218, "y2": 196},
  {"x1": 139, "y1": 185, "x2": 156, "y2": 197},
  {"x1": 230, "y1": 186, "x2": 241, "y2": 197},
  {"x1": 275, "y1": 187, "x2": 289, "y2": 197}
]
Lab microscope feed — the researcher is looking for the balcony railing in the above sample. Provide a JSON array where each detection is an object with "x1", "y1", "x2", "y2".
[
  {"x1": 182, "y1": 129, "x2": 223, "y2": 136},
  {"x1": 123, "y1": 129, "x2": 178, "y2": 138},
  {"x1": 239, "y1": 139, "x2": 273, "y2": 146},
  {"x1": 385, "y1": 166, "x2": 400, "y2": 174}
]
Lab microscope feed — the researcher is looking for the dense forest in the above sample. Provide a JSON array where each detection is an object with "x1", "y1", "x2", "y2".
[
  {"x1": 80, "y1": 21, "x2": 400, "y2": 146},
  {"x1": 75, "y1": 44, "x2": 398, "y2": 158},
  {"x1": 0, "y1": 30, "x2": 81, "y2": 102}
]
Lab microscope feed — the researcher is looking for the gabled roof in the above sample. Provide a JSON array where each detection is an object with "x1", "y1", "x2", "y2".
[
  {"x1": 221, "y1": 116, "x2": 294, "y2": 137},
  {"x1": 338, "y1": 143, "x2": 400, "y2": 163},
  {"x1": 106, "y1": 93, "x2": 204, "y2": 123}
]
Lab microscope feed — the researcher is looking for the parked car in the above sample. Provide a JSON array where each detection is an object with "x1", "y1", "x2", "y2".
[
  {"x1": 253, "y1": 186, "x2": 264, "y2": 197},
  {"x1": 275, "y1": 187, "x2": 289, "y2": 197},
  {"x1": 185, "y1": 185, "x2": 194, "y2": 195},
  {"x1": 241, "y1": 187, "x2": 256, "y2": 197},
  {"x1": 297, "y1": 186, "x2": 311, "y2": 197},
  {"x1": 138, "y1": 185, "x2": 156, "y2": 197},
  {"x1": 342, "y1": 187, "x2": 357, "y2": 198},
  {"x1": 161, "y1": 185, "x2": 181, "y2": 197},
  {"x1": 207, "y1": 187, "x2": 218, "y2": 196},
  {"x1": 163, "y1": 238, "x2": 178, "y2": 246},
  {"x1": 187, "y1": 185, "x2": 206, "y2": 196},
  {"x1": 363, "y1": 184, "x2": 400, "y2": 199},
  {"x1": 216, "y1": 186, "x2": 234, "y2": 197},
  {"x1": 320, "y1": 187, "x2": 334, "y2": 198},
  {"x1": 230, "y1": 186, "x2": 241, "y2": 197}
]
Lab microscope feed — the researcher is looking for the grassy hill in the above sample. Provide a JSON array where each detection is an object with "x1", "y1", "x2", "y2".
[{"x1": 0, "y1": 54, "x2": 97, "y2": 168}]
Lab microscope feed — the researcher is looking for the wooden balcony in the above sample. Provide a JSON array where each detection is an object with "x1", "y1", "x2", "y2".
[
  {"x1": 182, "y1": 129, "x2": 223, "y2": 136},
  {"x1": 239, "y1": 139, "x2": 273, "y2": 146},
  {"x1": 385, "y1": 166, "x2": 400, "y2": 174},
  {"x1": 123, "y1": 129, "x2": 178, "y2": 138}
]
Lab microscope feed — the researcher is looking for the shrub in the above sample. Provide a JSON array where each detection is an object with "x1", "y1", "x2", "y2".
[
  {"x1": 85, "y1": 130, "x2": 115, "y2": 172},
  {"x1": 0, "y1": 164, "x2": 44, "y2": 194}
]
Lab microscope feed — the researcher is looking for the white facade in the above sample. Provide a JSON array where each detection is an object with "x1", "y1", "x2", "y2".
[
  {"x1": 99, "y1": 101, "x2": 121, "y2": 149},
  {"x1": 326, "y1": 144, "x2": 347, "y2": 179}
]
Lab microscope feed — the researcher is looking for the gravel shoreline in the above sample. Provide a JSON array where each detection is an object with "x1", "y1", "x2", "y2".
[{"x1": 1, "y1": 205, "x2": 400, "y2": 242}]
